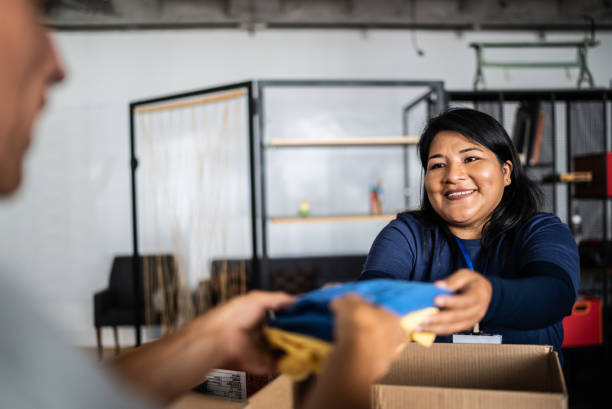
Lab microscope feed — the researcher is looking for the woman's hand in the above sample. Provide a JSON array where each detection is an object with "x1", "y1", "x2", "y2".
[{"x1": 418, "y1": 269, "x2": 492, "y2": 335}]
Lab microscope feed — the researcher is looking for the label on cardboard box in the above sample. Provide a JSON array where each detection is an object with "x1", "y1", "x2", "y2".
[
  {"x1": 452, "y1": 334, "x2": 502, "y2": 344},
  {"x1": 201, "y1": 369, "x2": 247, "y2": 401}
]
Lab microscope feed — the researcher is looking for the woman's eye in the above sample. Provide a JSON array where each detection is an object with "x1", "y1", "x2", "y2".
[
  {"x1": 429, "y1": 163, "x2": 445, "y2": 170},
  {"x1": 465, "y1": 156, "x2": 479, "y2": 163}
]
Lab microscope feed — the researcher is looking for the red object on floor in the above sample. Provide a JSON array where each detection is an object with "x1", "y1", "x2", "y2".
[{"x1": 562, "y1": 296, "x2": 603, "y2": 347}]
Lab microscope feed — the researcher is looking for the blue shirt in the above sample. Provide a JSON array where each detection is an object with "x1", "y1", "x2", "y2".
[{"x1": 359, "y1": 212, "x2": 579, "y2": 355}]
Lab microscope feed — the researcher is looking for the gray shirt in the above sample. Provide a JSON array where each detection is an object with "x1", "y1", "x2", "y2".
[{"x1": 0, "y1": 274, "x2": 158, "y2": 409}]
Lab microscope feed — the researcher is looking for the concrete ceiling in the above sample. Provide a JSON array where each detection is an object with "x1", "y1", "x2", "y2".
[{"x1": 45, "y1": 0, "x2": 612, "y2": 32}]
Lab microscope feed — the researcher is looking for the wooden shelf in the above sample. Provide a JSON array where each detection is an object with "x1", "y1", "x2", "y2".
[
  {"x1": 269, "y1": 213, "x2": 398, "y2": 224},
  {"x1": 266, "y1": 136, "x2": 419, "y2": 147}
]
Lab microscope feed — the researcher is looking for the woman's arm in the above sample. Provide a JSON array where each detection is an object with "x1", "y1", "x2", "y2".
[
  {"x1": 482, "y1": 261, "x2": 575, "y2": 329},
  {"x1": 417, "y1": 262, "x2": 575, "y2": 334},
  {"x1": 420, "y1": 215, "x2": 579, "y2": 335}
]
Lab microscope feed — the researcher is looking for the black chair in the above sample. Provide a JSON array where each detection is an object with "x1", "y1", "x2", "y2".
[{"x1": 93, "y1": 254, "x2": 176, "y2": 359}]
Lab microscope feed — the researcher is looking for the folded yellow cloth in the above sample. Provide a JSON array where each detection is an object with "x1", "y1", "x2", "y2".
[
  {"x1": 264, "y1": 327, "x2": 332, "y2": 381},
  {"x1": 400, "y1": 306, "x2": 438, "y2": 346},
  {"x1": 265, "y1": 307, "x2": 438, "y2": 381}
]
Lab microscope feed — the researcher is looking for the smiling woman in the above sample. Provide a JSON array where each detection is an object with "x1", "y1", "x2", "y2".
[{"x1": 359, "y1": 108, "x2": 580, "y2": 359}]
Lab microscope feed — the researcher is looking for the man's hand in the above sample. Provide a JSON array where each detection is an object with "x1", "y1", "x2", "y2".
[
  {"x1": 110, "y1": 290, "x2": 294, "y2": 403},
  {"x1": 303, "y1": 295, "x2": 407, "y2": 409},
  {"x1": 202, "y1": 290, "x2": 295, "y2": 374},
  {"x1": 330, "y1": 295, "x2": 407, "y2": 382},
  {"x1": 418, "y1": 269, "x2": 492, "y2": 334}
]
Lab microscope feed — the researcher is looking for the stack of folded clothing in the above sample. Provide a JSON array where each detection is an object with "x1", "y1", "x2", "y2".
[{"x1": 265, "y1": 279, "x2": 451, "y2": 380}]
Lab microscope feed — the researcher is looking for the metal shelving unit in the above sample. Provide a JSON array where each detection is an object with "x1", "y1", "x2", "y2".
[
  {"x1": 128, "y1": 79, "x2": 446, "y2": 322},
  {"x1": 256, "y1": 80, "x2": 445, "y2": 290}
]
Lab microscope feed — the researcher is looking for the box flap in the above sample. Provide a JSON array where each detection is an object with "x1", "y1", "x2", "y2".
[
  {"x1": 379, "y1": 344, "x2": 565, "y2": 393},
  {"x1": 545, "y1": 348, "x2": 567, "y2": 395}
]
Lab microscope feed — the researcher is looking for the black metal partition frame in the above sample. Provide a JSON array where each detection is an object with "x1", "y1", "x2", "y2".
[
  {"x1": 129, "y1": 81, "x2": 256, "y2": 345},
  {"x1": 255, "y1": 80, "x2": 445, "y2": 291},
  {"x1": 128, "y1": 79, "x2": 444, "y2": 344}
]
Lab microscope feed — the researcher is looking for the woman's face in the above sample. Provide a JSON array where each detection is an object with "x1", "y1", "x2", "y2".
[{"x1": 424, "y1": 130, "x2": 512, "y2": 238}]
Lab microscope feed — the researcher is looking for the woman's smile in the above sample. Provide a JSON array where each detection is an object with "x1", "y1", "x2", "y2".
[{"x1": 445, "y1": 189, "x2": 476, "y2": 200}]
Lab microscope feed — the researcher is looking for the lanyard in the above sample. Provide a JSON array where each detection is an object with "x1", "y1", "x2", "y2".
[
  {"x1": 454, "y1": 236, "x2": 487, "y2": 275},
  {"x1": 453, "y1": 237, "x2": 493, "y2": 336}
]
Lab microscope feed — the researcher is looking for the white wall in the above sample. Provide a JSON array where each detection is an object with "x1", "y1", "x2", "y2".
[{"x1": 1, "y1": 28, "x2": 610, "y2": 346}]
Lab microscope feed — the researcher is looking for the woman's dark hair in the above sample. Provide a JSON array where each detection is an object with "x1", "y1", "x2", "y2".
[{"x1": 416, "y1": 107, "x2": 543, "y2": 252}]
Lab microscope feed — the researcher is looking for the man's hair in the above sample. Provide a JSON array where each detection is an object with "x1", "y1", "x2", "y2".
[{"x1": 414, "y1": 108, "x2": 543, "y2": 253}]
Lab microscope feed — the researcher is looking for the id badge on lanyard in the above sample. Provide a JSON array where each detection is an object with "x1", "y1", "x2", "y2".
[{"x1": 452, "y1": 237, "x2": 502, "y2": 345}]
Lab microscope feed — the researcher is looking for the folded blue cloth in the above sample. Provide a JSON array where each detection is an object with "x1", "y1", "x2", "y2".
[{"x1": 268, "y1": 279, "x2": 451, "y2": 342}]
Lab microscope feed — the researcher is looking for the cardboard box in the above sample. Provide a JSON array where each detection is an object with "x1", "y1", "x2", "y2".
[
  {"x1": 172, "y1": 344, "x2": 567, "y2": 409},
  {"x1": 574, "y1": 152, "x2": 612, "y2": 198},
  {"x1": 249, "y1": 343, "x2": 567, "y2": 409},
  {"x1": 562, "y1": 297, "x2": 603, "y2": 347}
]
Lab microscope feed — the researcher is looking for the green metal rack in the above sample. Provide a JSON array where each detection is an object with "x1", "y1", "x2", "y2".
[{"x1": 470, "y1": 39, "x2": 599, "y2": 89}]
